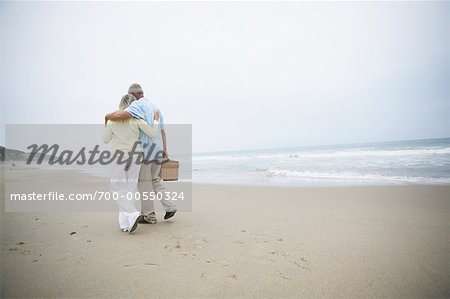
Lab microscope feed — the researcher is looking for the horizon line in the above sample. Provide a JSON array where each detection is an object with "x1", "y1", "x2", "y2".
[{"x1": 1, "y1": 136, "x2": 449, "y2": 155}]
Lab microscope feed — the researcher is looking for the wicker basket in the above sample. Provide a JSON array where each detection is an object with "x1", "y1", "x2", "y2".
[{"x1": 161, "y1": 160, "x2": 179, "y2": 181}]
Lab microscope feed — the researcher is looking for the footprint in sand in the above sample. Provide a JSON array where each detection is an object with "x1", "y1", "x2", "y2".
[
  {"x1": 290, "y1": 260, "x2": 311, "y2": 271},
  {"x1": 193, "y1": 239, "x2": 208, "y2": 249},
  {"x1": 269, "y1": 250, "x2": 288, "y2": 257},
  {"x1": 300, "y1": 257, "x2": 311, "y2": 264},
  {"x1": 251, "y1": 233, "x2": 269, "y2": 243},
  {"x1": 276, "y1": 271, "x2": 291, "y2": 280},
  {"x1": 8, "y1": 245, "x2": 30, "y2": 255},
  {"x1": 164, "y1": 240, "x2": 182, "y2": 252}
]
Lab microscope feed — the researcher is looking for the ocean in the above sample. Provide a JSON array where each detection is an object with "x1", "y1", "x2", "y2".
[{"x1": 192, "y1": 138, "x2": 450, "y2": 186}]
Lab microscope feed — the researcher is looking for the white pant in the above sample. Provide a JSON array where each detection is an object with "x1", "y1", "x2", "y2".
[
  {"x1": 138, "y1": 161, "x2": 176, "y2": 216},
  {"x1": 110, "y1": 160, "x2": 141, "y2": 230}
]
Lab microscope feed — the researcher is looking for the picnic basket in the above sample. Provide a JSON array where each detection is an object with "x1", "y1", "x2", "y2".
[{"x1": 161, "y1": 160, "x2": 179, "y2": 181}]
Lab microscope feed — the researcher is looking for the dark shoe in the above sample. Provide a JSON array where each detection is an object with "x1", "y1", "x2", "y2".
[
  {"x1": 164, "y1": 210, "x2": 177, "y2": 220},
  {"x1": 128, "y1": 215, "x2": 142, "y2": 234}
]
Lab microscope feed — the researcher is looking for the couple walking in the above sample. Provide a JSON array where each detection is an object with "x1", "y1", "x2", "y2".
[{"x1": 103, "y1": 83, "x2": 177, "y2": 233}]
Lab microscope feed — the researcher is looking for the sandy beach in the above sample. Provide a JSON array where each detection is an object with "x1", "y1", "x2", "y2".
[
  {"x1": 1, "y1": 166, "x2": 450, "y2": 298},
  {"x1": 2, "y1": 1, "x2": 449, "y2": 298}
]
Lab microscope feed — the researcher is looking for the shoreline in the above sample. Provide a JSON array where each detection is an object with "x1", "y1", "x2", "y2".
[
  {"x1": 4, "y1": 162, "x2": 450, "y2": 188},
  {"x1": 192, "y1": 181, "x2": 450, "y2": 188}
]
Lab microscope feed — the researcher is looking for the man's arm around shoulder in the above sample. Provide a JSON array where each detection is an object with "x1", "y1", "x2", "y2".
[{"x1": 104, "y1": 110, "x2": 132, "y2": 125}]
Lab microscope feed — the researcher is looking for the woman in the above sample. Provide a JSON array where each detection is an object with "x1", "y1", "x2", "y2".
[{"x1": 103, "y1": 94, "x2": 159, "y2": 233}]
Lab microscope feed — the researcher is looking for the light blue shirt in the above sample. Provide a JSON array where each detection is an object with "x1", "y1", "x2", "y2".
[{"x1": 125, "y1": 97, "x2": 165, "y2": 160}]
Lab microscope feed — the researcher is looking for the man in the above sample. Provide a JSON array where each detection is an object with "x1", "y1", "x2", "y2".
[{"x1": 105, "y1": 83, "x2": 177, "y2": 223}]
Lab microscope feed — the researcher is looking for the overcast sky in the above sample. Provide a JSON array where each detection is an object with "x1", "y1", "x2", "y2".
[{"x1": 1, "y1": 1, "x2": 449, "y2": 153}]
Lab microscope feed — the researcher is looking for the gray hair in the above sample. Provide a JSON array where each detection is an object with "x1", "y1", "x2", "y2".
[
  {"x1": 119, "y1": 94, "x2": 136, "y2": 110},
  {"x1": 128, "y1": 83, "x2": 143, "y2": 95}
]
